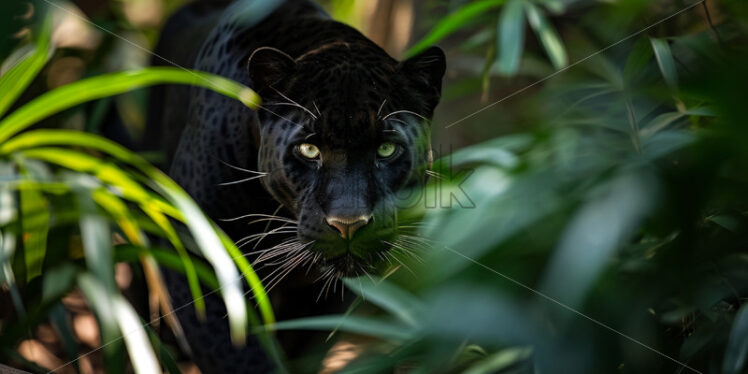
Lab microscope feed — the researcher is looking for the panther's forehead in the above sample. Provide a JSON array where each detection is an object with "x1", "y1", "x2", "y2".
[{"x1": 279, "y1": 54, "x2": 427, "y2": 146}]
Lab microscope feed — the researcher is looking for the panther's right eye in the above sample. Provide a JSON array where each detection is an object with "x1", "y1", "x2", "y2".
[{"x1": 298, "y1": 143, "x2": 321, "y2": 160}]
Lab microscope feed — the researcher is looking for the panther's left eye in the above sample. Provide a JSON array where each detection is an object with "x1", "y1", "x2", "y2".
[
  {"x1": 298, "y1": 143, "x2": 321, "y2": 159},
  {"x1": 377, "y1": 142, "x2": 398, "y2": 158}
]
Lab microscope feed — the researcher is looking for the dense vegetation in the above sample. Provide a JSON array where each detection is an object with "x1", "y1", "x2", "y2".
[{"x1": 1, "y1": 0, "x2": 747, "y2": 373}]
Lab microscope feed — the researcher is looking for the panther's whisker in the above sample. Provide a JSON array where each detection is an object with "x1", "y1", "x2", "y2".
[
  {"x1": 216, "y1": 158, "x2": 267, "y2": 175},
  {"x1": 399, "y1": 234, "x2": 438, "y2": 245},
  {"x1": 425, "y1": 170, "x2": 444, "y2": 179},
  {"x1": 376, "y1": 249, "x2": 393, "y2": 266},
  {"x1": 324, "y1": 274, "x2": 336, "y2": 300},
  {"x1": 250, "y1": 237, "x2": 298, "y2": 254},
  {"x1": 220, "y1": 212, "x2": 292, "y2": 222},
  {"x1": 266, "y1": 102, "x2": 319, "y2": 118},
  {"x1": 253, "y1": 222, "x2": 295, "y2": 249},
  {"x1": 386, "y1": 118, "x2": 409, "y2": 128},
  {"x1": 238, "y1": 234, "x2": 296, "y2": 251},
  {"x1": 264, "y1": 250, "x2": 314, "y2": 293},
  {"x1": 381, "y1": 109, "x2": 428, "y2": 121},
  {"x1": 248, "y1": 217, "x2": 297, "y2": 226},
  {"x1": 254, "y1": 240, "x2": 312, "y2": 265},
  {"x1": 270, "y1": 88, "x2": 318, "y2": 120},
  {"x1": 257, "y1": 247, "x2": 310, "y2": 291},
  {"x1": 362, "y1": 270, "x2": 376, "y2": 284},
  {"x1": 217, "y1": 174, "x2": 268, "y2": 186},
  {"x1": 236, "y1": 228, "x2": 295, "y2": 247},
  {"x1": 254, "y1": 243, "x2": 302, "y2": 263},
  {"x1": 376, "y1": 99, "x2": 387, "y2": 119},
  {"x1": 394, "y1": 238, "x2": 428, "y2": 257},
  {"x1": 315, "y1": 267, "x2": 337, "y2": 302},
  {"x1": 395, "y1": 236, "x2": 430, "y2": 250},
  {"x1": 305, "y1": 252, "x2": 321, "y2": 276},
  {"x1": 261, "y1": 205, "x2": 285, "y2": 235},
  {"x1": 381, "y1": 241, "x2": 415, "y2": 275},
  {"x1": 312, "y1": 100, "x2": 322, "y2": 116}
]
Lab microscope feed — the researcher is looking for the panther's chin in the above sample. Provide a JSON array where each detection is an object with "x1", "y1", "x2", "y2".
[{"x1": 321, "y1": 253, "x2": 377, "y2": 278}]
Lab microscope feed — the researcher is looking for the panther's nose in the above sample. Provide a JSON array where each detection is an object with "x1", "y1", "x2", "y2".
[{"x1": 326, "y1": 215, "x2": 371, "y2": 240}]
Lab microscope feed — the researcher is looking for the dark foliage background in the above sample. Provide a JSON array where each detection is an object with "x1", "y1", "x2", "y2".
[{"x1": 1, "y1": 0, "x2": 747, "y2": 373}]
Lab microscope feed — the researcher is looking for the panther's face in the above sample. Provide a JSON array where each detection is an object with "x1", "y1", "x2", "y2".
[{"x1": 247, "y1": 43, "x2": 445, "y2": 278}]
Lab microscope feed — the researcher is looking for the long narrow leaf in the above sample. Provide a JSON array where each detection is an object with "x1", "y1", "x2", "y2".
[
  {"x1": 343, "y1": 277, "x2": 423, "y2": 326},
  {"x1": 3, "y1": 130, "x2": 275, "y2": 328},
  {"x1": 113, "y1": 296, "x2": 161, "y2": 374},
  {"x1": 0, "y1": 15, "x2": 52, "y2": 118},
  {"x1": 21, "y1": 148, "x2": 208, "y2": 318},
  {"x1": 525, "y1": 2, "x2": 567, "y2": 69},
  {"x1": 76, "y1": 185, "x2": 116, "y2": 292},
  {"x1": 723, "y1": 304, "x2": 748, "y2": 374},
  {"x1": 497, "y1": 0, "x2": 526, "y2": 76},
  {"x1": 0, "y1": 67, "x2": 261, "y2": 144},
  {"x1": 650, "y1": 38, "x2": 678, "y2": 89},
  {"x1": 78, "y1": 273, "x2": 125, "y2": 374},
  {"x1": 18, "y1": 170, "x2": 49, "y2": 282},
  {"x1": 405, "y1": 0, "x2": 507, "y2": 58},
  {"x1": 261, "y1": 315, "x2": 415, "y2": 342}
]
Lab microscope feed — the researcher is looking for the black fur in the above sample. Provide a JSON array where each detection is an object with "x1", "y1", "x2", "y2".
[{"x1": 147, "y1": 1, "x2": 445, "y2": 372}]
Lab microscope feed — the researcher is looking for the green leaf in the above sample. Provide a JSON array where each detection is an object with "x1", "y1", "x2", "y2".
[
  {"x1": 260, "y1": 315, "x2": 415, "y2": 342},
  {"x1": 145, "y1": 324, "x2": 181, "y2": 374},
  {"x1": 41, "y1": 263, "x2": 77, "y2": 305},
  {"x1": 18, "y1": 146, "x2": 209, "y2": 321},
  {"x1": 114, "y1": 244, "x2": 219, "y2": 290},
  {"x1": 623, "y1": 37, "x2": 654, "y2": 84},
  {"x1": 650, "y1": 38, "x2": 678, "y2": 89},
  {"x1": 92, "y1": 186, "x2": 207, "y2": 319},
  {"x1": 463, "y1": 347, "x2": 533, "y2": 374},
  {"x1": 343, "y1": 277, "x2": 423, "y2": 326},
  {"x1": 723, "y1": 303, "x2": 748, "y2": 374},
  {"x1": 525, "y1": 2, "x2": 567, "y2": 69},
  {"x1": 113, "y1": 296, "x2": 162, "y2": 374},
  {"x1": 405, "y1": 0, "x2": 507, "y2": 58},
  {"x1": 78, "y1": 273, "x2": 125, "y2": 374},
  {"x1": 496, "y1": 0, "x2": 526, "y2": 76},
  {"x1": 539, "y1": 172, "x2": 656, "y2": 308},
  {"x1": 0, "y1": 15, "x2": 52, "y2": 118},
  {"x1": 639, "y1": 112, "x2": 685, "y2": 138},
  {"x1": 49, "y1": 303, "x2": 81, "y2": 373},
  {"x1": 3, "y1": 131, "x2": 275, "y2": 339},
  {"x1": 18, "y1": 177, "x2": 49, "y2": 282},
  {"x1": 0, "y1": 67, "x2": 261, "y2": 145},
  {"x1": 76, "y1": 186, "x2": 117, "y2": 292}
]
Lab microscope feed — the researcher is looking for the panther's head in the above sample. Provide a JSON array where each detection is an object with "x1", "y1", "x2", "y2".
[{"x1": 247, "y1": 41, "x2": 445, "y2": 278}]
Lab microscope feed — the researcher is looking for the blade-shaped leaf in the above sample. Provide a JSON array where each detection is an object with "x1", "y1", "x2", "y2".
[
  {"x1": 650, "y1": 38, "x2": 678, "y2": 89},
  {"x1": 405, "y1": 0, "x2": 507, "y2": 58},
  {"x1": 261, "y1": 315, "x2": 416, "y2": 342},
  {"x1": 343, "y1": 277, "x2": 423, "y2": 326},
  {"x1": 4, "y1": 131, "x2": 275, "y2": 340},
  {"x1": 78, "y1": 273, "x2": 125, "y2": 374},
  {"x1": 496, "y1": 0, "x2": 525, "y2": 76},
  {"x1": 18, "y1": 169, "x2": 50, "y2": 282},
  {"x1": 76, "y1": 184, "x2": 116, "y2": 292},
  {"x1": 0, "y1": 67, "x2": 261, "y2": 144},
  {"x1": 525, "y1": 2, "x2": 567, "y2": 69},
  {"x1": 112, "y1": 296, "x2": 161, "y2": 374},
  {"x1": 0, "y1": 15, "x2": 52, "y2": 118},
  {"x1": 723, "y1": 304, "x2": 748, "y2": 374}
]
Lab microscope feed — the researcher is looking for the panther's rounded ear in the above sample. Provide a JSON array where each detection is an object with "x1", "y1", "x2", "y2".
[
  {"x1": 248, "y1": 47, "x2": 296, "y2": 92},
  {"x1": 399, "y1": 46, "x2": 446, "y2": 111}
]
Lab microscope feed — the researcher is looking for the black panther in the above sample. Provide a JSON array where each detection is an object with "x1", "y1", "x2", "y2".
[{"x1": 146, "y1": 0, "x2": 445, "y2": 371}]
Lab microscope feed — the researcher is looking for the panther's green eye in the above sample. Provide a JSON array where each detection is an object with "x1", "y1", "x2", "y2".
[
  {"x1": 377, "y1": 142, "x2": 397, "y2": 158},
  {"x1": 298, "y1": 143, "x2": 320, "y2": 159}
]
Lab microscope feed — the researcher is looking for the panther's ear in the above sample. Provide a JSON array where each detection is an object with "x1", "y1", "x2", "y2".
[
  {"x1": 399, "y1": 46, "x2": 446, "y2": 112},
  {"x1": 248, "y1": 47, "x2": 296, "y2": 92}
]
